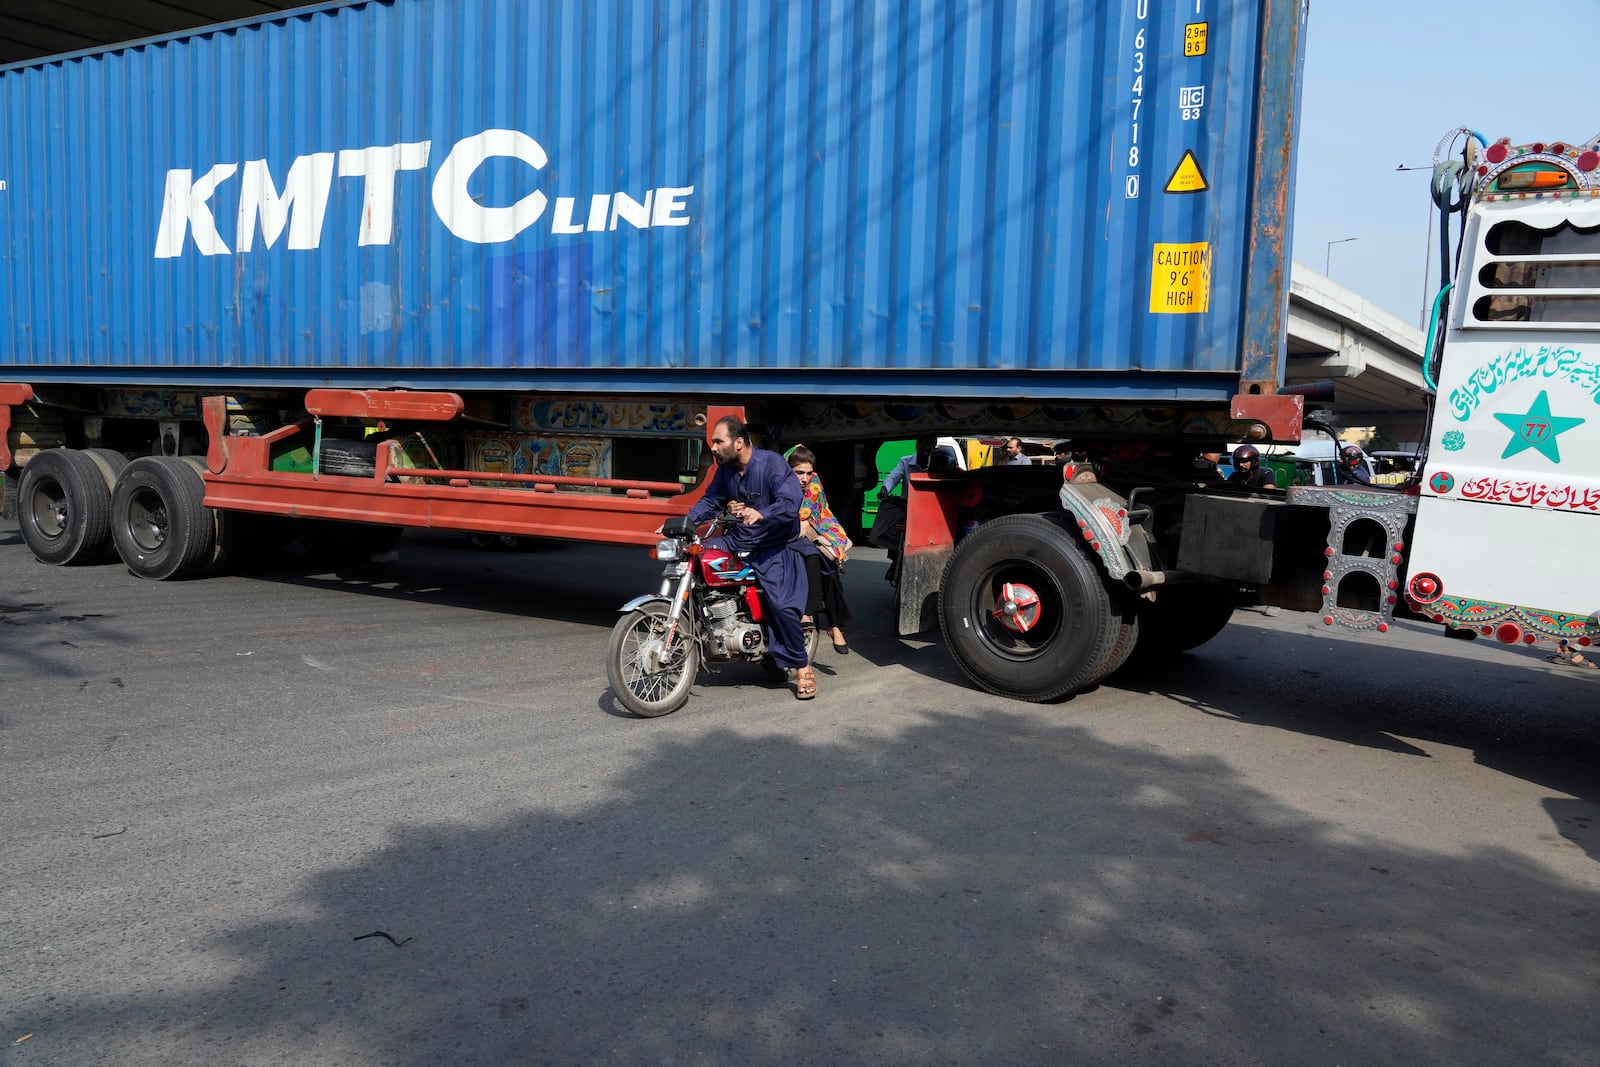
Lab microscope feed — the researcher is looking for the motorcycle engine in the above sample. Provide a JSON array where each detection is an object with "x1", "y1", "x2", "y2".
[{"x1": 704, "y1": 592, "x2": 765, "y2": 658}]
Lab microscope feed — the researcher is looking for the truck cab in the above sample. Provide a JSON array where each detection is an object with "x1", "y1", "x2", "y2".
[{"x1": 1405, "y1": 137, "x2": 1600, "y2": 648}]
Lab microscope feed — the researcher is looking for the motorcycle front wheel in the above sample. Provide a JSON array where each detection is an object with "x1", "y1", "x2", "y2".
[{"x1": 607, "y1": 602, "x2": 702, "y2": 717}]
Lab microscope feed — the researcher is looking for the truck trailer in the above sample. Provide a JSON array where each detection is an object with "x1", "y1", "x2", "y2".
[{"x1": 4, "y1": 0, "x2": 1592, "y2": 703}]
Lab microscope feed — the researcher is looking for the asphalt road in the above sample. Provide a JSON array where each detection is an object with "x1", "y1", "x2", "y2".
[{"x1": 3, "y1": 519, "x2": 1599, "y2": 1065}]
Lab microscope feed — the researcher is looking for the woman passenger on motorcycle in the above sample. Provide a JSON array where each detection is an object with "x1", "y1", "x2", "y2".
[{"x1": 786, "y1": 445, "x2": 854, "y2": 656}]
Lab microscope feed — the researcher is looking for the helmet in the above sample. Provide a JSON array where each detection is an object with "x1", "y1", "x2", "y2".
[
  {"x1": 1231, "y1": 444, "x2": 1260, "y2": 467},
  {"x1": 1339, "y1": 444, "x2": 1363, "y2": 468}
]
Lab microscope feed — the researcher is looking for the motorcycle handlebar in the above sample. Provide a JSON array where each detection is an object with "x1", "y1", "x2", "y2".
[{"x1": 663, "y1": 509, "x2": 747, "y2": 541}]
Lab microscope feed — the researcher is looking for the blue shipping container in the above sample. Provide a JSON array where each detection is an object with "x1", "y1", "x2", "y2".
[{"x1": 0, "y1": 0, "x2": 1306, "y2": 400}]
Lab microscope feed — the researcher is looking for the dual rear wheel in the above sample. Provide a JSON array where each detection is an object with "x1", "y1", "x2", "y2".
[
  {"x1": 939, "y1": 515, "x2": 1133, "y2": 702},
  {"x1": 16, "y1": 449, "x2": 124, "y2": 565},
  {"x1": 18, "y1": 450, "x2": 239, "y2": 580},
  {"x1": 939, "y1": 514, "x2": 1234, "y2": 702},
  {"x1": 110, "y1": 456, "x2": 216, "y2": 580},
  {"x1": 17, "y1": 448, "x2": 404, "y2": 578},
  {"x1": 19, "y1": 450, "x2": 213, "y2": 578}
]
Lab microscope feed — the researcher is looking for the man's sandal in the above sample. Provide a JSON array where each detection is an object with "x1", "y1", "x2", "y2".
[
  {"x1": 1549, "y1": 645, "x2": 1600, "y2": 670},
  {"x1": 794, "y1": 666, "x2": 818, "y2": 700}
]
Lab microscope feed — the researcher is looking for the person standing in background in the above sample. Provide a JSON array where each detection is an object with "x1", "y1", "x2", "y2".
[{"x1": 879, "y1": 439, "x2": 932, "y2": 495}]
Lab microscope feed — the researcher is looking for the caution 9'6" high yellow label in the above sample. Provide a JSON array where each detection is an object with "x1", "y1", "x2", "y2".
[{"x1": 1150, "y1": 242, "x2": 1211, "y2": 314}]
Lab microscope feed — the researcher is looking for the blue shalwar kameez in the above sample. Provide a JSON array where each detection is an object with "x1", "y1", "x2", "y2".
[{"x1": 688, "y1": 448, "x2": 812, "y2": 669}]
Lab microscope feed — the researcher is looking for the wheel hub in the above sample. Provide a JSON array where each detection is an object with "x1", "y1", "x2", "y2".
[
  {"x1": 991, "y1": 581, "x2": 1042, "y2": 633},
  {"x1": 638, "y1": 635, "x2": 672, "y2": 671}
]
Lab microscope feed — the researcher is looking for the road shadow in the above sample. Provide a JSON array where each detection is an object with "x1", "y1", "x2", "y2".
[
  {"x1": 8, "y1": 712, "x2": 1598, "y2": 1064},
  {"x1": 1102, "y1": 612, "x2": 1600, "y2": 804},
  {"x1": 838, "y1": 549, "x2": 1600, "y2": 805},
  {"x1": 233, "y1": 533, "x2": 666, "y2": 630}
]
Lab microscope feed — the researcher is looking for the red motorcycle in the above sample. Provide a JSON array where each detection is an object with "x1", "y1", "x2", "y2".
[{"x1": 607, "y1": 512, "x2": 818, "y2": 717}]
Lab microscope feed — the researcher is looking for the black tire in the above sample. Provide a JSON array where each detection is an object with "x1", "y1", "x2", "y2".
[
  {"x1": 82, "y1": 448, "x2": 131, "y2": 486},
  {"x1": 172, "y1": 458, "x2": 294, "y2": 575},
  {"x1": 173, "y1": 457, "x2": 230, "y2": 576},
  {"x1": 608, "y1": 602, "x2": 702, "y2": 717},
  {"x1": 938, "y1": 514, "x2": 1120, "y2": 702},
  {"x1": 16, "y1": 449, "x2": 114, "y2": 566},
  {"x1": 110, "y1": 456, "x2": 215, "y2": 580},
  {"x1": 1131, "y1": 584, "x2": 1237, "y2": 658},
  {"x1": 317, "y1": 438, "x2": 379, "y2": 478},
  {"x1": 1093, "y1": 596, "x2": 1142, "y2": 682},
  {"x1": 83, "y1": 449, "x2": 134, "y2": 561}
]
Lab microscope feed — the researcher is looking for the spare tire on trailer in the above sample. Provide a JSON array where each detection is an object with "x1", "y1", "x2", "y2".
[
  {"x1": 16, "y1": 449, "x2": 115, "y2": 565},
  {"x1": 316, "y1": 438, "x2": 379, "y2": 477},
  {"x1": 938, "y1": 514, "x2": 1124, "y2": 702},
  {"x1": 110, "y1": 456, "x2": 216, "y2": 580}
]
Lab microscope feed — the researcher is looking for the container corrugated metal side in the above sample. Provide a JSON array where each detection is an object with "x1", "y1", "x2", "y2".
[{"x1": 0, "y1": 0, "x2": 1306, "y2": 400}]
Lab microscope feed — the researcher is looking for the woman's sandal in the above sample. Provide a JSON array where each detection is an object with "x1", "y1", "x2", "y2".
[
  {"x1": 794, "y1": 666, "x2": 818, "y2": 699},
  {"x1": 1549, "y1": 645, "x2": 1600, "y2": 670}
]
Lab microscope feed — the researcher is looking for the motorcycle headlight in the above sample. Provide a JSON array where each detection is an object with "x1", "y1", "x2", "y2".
[{"x1": 654, "y1": 538, "x2": 682, "y2": 562}]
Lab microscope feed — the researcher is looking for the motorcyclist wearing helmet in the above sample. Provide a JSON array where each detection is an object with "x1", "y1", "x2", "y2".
[
  {"x1": 1336, "y1": 444, "x2": 1373, "y2": 486},
  {"x1": 1227, "y1": 444, "x2": 1274, "y2": 489}
]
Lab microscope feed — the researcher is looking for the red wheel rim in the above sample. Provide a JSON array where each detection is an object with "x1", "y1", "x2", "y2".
[{"x1": 991, "y1": 581, "x2": 1042, "y2": 633}]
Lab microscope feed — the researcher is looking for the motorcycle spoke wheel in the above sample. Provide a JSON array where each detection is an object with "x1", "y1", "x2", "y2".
[{"x1": 607, "y1": 602, "x2": 701, "y2": 718}]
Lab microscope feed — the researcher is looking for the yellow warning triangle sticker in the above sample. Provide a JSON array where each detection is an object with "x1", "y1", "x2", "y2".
[{"x1": 1164, "y1": 150, "x2": 1208, "y2": 194}]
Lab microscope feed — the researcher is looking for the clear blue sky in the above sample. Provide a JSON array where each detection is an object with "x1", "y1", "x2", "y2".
[{"x1": 1291, "y1": 0, "x2": 1600, "y2": 327}]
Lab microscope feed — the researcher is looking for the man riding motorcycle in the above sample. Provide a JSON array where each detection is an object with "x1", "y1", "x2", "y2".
[{"x1": 687, "y1": 416, "x2": 817, "y2": 699}]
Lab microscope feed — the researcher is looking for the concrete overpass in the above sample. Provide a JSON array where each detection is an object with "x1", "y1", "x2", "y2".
[{"x1": 1285, "y1": 265, "x2": 1431, "y2": 445}]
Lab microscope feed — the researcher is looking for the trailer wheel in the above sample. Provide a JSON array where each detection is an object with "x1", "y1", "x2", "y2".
[
  {"x1": 82, "y1": 447, "x2": 130, "y2": 486},
  {"x1": 938, "y1": 514, "x2": 1120, "y2": 702},
  {"x1": 17, "y1": 449, "x2": 115, "y2": 565},
  {"x1": 1131, "y1": 585, "x2": 1237, "y2": 658},
  {"x1": 608, "y1": 602, "x2": 702, "y2": 717},
  {"x1": 110, "y1": 456, "x2": 215, "y2": 580}
]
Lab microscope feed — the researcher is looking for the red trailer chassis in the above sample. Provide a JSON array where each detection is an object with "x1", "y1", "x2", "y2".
[{"x1": 191, "y1": 390, "x2": 736, "y2": 547}]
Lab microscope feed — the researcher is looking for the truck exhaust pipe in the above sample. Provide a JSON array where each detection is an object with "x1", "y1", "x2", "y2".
[{"x1": 1124, "y1": 569, "x2": 1207, "y2": 590}]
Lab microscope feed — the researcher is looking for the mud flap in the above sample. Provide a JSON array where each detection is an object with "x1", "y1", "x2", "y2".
[
  {"x1": 897, "y1": 473, "x2": 966, "y2": 636},
  {"x1": 898, "y1": 543, "x2": 950, "y2": 636}
]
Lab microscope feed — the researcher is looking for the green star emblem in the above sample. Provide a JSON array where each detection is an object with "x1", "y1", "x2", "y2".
[{"x1": 1493, "y1": 390, "x2": 1584, "y2": 463}]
